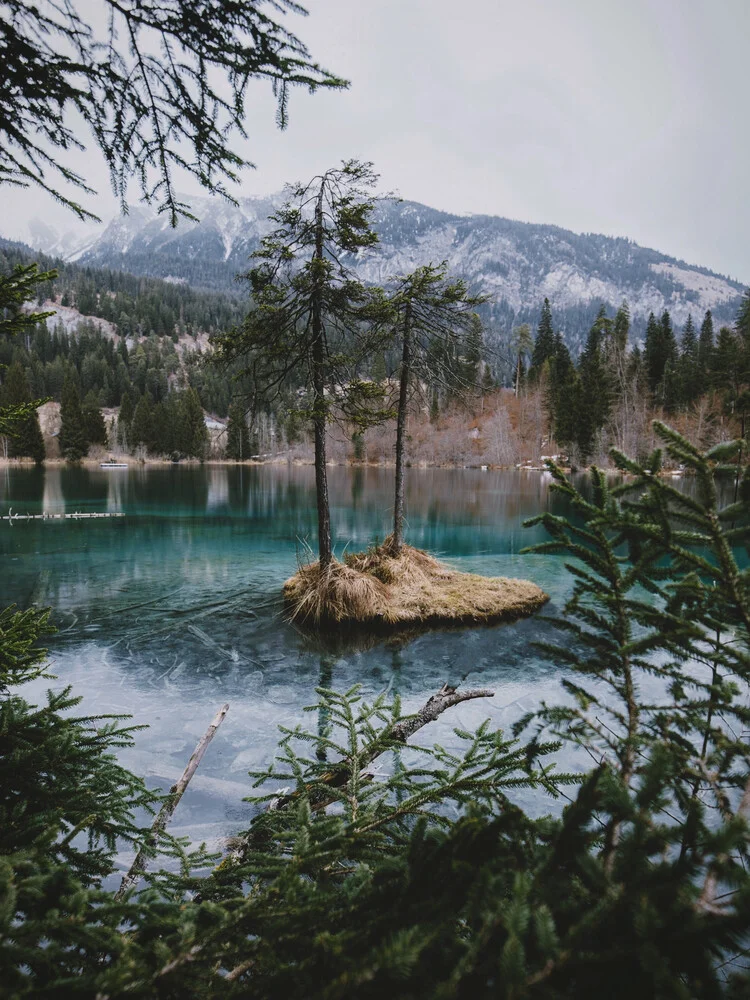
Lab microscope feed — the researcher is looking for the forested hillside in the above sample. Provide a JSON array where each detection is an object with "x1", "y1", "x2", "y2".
[{"x1": 2, "y1": 238, "x2": 749, "y2": 468}]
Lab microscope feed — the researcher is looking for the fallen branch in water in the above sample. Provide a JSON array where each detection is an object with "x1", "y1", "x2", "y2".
[{"x1": 116, "y1": 702, "x2": 229, "y2": 900}]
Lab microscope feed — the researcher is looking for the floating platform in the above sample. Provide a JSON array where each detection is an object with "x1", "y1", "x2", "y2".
[
  {"x1": 2, "y1": 510, "x2": 125, "y2": 522},
  {"x1": 100, "y1": 462, "x2": 129, "y2": 468}
]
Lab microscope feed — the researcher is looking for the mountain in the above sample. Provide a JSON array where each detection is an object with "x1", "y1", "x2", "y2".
[{"x1": 15, "y1": 195, "x2": 747, "y2": 351}]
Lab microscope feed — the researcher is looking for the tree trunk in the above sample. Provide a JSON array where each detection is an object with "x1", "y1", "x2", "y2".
[
  {"x1": 393, "y1": 304, "x2": 412, "y2": 553},
  {"x1": 312, "y1": 186, "x2": 332, "y2": 569}
]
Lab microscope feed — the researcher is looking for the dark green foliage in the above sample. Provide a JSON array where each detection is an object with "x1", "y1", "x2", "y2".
[
  {"x1": 129, "y1": 393, "x2": 154, "y2": 453},
  {"x1": 0, "y1": 263, "x2": 56, "y2": 337},
  {"x1": 736, "y1": 290, "x2": 750, "y2": 346},
  {"x1": 0, "y1": 261, "x2": 53, "y2": 448},
  {"x1": 0, "y1": 599, "x2": 179, "y2": 993},
  {"x1": 0, "y1": 363, "x2": 45, "y2": 462},
  {"x1": 351, "y1": 430, "x2": 365, "y2": 462},
  {"x1": 698, "y1": 309, "x2": 715, "y2": 382},
  {"x1": 0, "y1": 605, "x2": 51, "y2": 690},
  {"x1": 613, "y1": 299, "x2": 630, "y2": 351},
  {"x1": 574, "y1": 306, "x2": 612, "y2": 459},
  {"x1": 127, "y1": 388, "x2": 210, "y2": 458},
  {"x1": 644, "y1": 309, "x2": 679, "y2": 408},
  {"x1": 82, "y1": 390, "x2": 107, "y2": 446},
  {"x1": 529, "y1": 297, "x2": 556, "y2": 380},
  {"x1": 679, "y1": 313, "x2": 701, "y2": 405},
  {"x1": 178, "y1": 387, "x2": 209, "y2": 460},
  {"x1": 58, "y1": 374, "x2": 88, "y2": 461},
  {"x1": 2, "y1": 0, "x2": 345, "y2": 222},
  {"x1": 545, "y1": 332, "x2": 577, "y2": 447},
  {"x1": 713, "y1": 326, "x2": 742, "y2": 406},
  {"x1": 117, "y1": 388, "x2": 135, "y2": 447},
  {"x1": 510, "y1": 322, "x2": 533, "y2": 397},
  {"x1": 2, "y1": 239, "x2": 248, "y2": 341},
  {"x1": 226, "y1": 402, "x2": 250, "y2": 461}
]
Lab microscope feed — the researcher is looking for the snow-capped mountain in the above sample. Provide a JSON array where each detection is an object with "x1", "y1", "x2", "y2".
[{"x1": 20, "y1": 194, "x2": 747, "y2": 346}]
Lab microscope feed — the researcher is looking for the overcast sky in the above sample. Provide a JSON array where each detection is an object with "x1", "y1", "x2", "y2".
[{"x1": 3, "y1": 0, "x2": 748, "y2": 282}]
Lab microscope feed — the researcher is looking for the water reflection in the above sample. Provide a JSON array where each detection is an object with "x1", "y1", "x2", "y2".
[{"x1": 0, "y1": 463, "x2": 625, "y2": 860}]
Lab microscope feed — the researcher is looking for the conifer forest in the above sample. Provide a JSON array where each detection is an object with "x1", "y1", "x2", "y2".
[{"x1": 2, "y1": 1, "x2": 750, "y2": 996}]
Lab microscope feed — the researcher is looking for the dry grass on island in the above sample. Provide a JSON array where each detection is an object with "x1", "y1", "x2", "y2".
[{"x1": 283, "y1": 537, "x2": 549, "y2": 629}]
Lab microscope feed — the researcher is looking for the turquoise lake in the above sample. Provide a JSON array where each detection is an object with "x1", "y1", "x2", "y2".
[{"x1": 2, "y1": 463, "x2": 610, "y2": 864}]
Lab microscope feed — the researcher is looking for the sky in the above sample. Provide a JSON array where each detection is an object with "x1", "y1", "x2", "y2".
[{"x1": 3, "y1": 0, "x2": 749, "y2": 282}]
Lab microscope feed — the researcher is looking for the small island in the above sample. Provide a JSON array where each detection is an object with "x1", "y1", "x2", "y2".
[{"x1": 284, "y1": 536, "x2": 548, "y2": 628}]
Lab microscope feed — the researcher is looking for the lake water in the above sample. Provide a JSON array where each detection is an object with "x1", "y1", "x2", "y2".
[{"x1": 2, "y1": 463, "x2": 597, "y2": 865}]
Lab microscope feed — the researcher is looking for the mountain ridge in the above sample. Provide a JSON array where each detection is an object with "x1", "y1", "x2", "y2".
[{"x1": 9, "y1": 194, "x2": 747, "y2": 351}]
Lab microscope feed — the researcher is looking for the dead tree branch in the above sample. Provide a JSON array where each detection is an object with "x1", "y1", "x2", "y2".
[{"x1": 116, "y1": 703, "x2": 229, "y2": 900}]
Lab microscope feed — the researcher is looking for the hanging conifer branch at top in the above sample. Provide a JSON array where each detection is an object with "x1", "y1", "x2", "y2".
[{"x1": 0, "y1": 0, "x2": 348, "y2": 223}]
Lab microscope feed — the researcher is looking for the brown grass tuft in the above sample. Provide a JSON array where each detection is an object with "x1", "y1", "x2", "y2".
[{"x1": 283, "y1": 535, "x2": 549, "y2": 629}]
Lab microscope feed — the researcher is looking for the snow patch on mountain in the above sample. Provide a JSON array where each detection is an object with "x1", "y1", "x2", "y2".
[
  {"x1": 649, "y1": 263, "x2": 739, "y2": 309},
  {"x1": 25, "y1": 301, "x2": 118, "y2": 340}
]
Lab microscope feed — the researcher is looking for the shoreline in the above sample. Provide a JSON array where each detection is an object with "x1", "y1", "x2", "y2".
[
  {"x1": 0, "y1": 456, "x2": 681, "y2": 475},
  {"x1": 0, "y1": 456, "x2": 563, "y2": 472}
]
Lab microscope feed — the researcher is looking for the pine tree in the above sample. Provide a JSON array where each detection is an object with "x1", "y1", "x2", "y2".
[
  {"x1": 735, "y1": 289, "x2": 750, "y2": 389},
  {"x1": 0, "y1": 264, "x2": 55, "y2": 447},
  {"x1": 698, "y1": 309, "x2": 715, "y2": 384},
  {"x1": 660, "y1": 310, "x2": 680, "y2": 412},
  {"x1": 0, "y1": 363, "x2": 45, "y2": 462},
  {"x1": 429, "y1": 389, "x2": 440, "y2": 424},
  {"x1": 129, "y1": 393, "x2": 154, "y2": 453},
  {"x1": 58, "y1": 375, "x2": 88, "y2": 461},
  {"x1": 150, "y1": 400, "x2": 172, "y2": 455},
  {"x1": 117, "y1": 389, "x2": 135, "y2": 448},
  {"x1": 511, "y1": 323, "x2": 533, "y2": 396},
  {"x1": 574, "y1": 307, "x2": 612, "y2": 460},
  {"x1": 613, "y1": 300, "x2": 630, "y2": 352},
  {"x1": 529, "y1": 298, "x2": 556, "y2": 381},
  {"x1": 678, "y1": 314, "x2": 700, "y2": 406},
  {"x1": 226, "y1": 401, "x2": 250, "y2": 461},
  {"x1": 370, "y1": 351, "x2": 387, "y2": 384},
  {"x1": 386, "y1": 262, "x2": 485, "y2": 553},
  {"x1": 643, "y1": 311, "x2": 662, "y2": 395},
  {"x1": 0, "y1": 264, "x2": 56, "y2": 339},
  {"x1": 82, "y1": 390, "x2": 107, "y2": 446},
  {"x1": 462, "y1": 313, "x2": 484, "y2": 390},
  {"x1": 736, "y1": 289, "x2": 750, "y2": 343},
  {"x1": 213, "y1": 161, "x2": 386, "y2": 570},
  {"x1": 713, "y1": 326, "x2": 742, "y2": 409},
  {"x1": 546, "y1": 332, "x2": 577, "y2": 448},
  {"x1": 644, "y1": 309, "x2": 678, "y2": 408},
  {"x1": 179, "y1": 388, "x2": 208, "y2": 459}
]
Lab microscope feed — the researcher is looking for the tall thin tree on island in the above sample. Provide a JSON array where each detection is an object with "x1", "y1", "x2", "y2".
[
  {"x1": 213, "y1": 161, "x2": 386, "y2": 569},
  {"x1": 386, "y1": 262, "x2": 485, "y2": 554}
]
